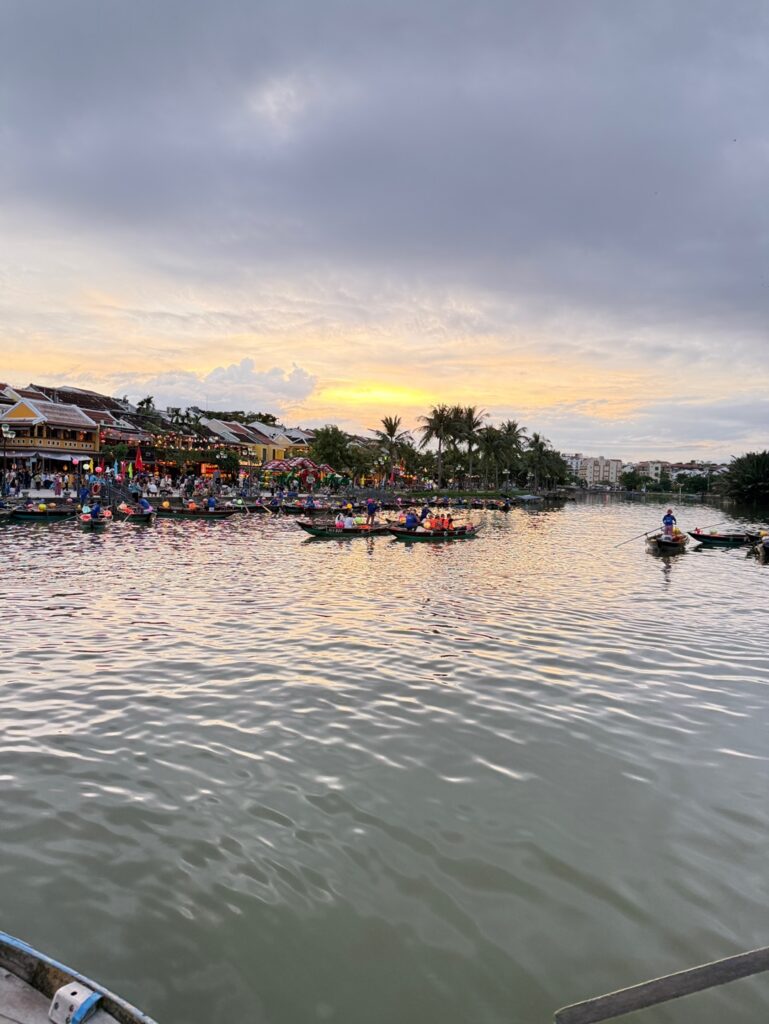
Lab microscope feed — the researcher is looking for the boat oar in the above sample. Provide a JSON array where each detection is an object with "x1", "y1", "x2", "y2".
[
  {"x1": 614, "y1": 528, "x2": 658, "y2": 549},
  {"x1": 554, "y1": 944, "x2": 769, "y2": 1023}
]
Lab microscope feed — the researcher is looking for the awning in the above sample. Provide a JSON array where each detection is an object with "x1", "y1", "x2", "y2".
[{"x1": 0, "y1": 450, "x2": 94, "y2": 462}]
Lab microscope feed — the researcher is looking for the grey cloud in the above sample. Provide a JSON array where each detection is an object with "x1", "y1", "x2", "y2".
[
  {"x1": 501, "y1": 395, "x2": 769, "y2": 460},
  {"x1": 108, "y1": 357, "x2": 317, "y2": 413},
  {"x1": 2, "y1": 0, "x2": 768, "y2": 351}
]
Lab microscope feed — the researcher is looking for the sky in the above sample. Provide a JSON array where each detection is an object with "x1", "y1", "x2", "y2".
[{"x1": 1, "y1": 0, "x2": 768, "y2": 460}]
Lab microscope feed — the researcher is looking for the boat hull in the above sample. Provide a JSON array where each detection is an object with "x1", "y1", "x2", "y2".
[
  {"x1": 297, "y1": 521, "x2": 388, "y2": 537},
  {"x1": 646, "y1": 532, "x2": 688, "y2": 554},
  {"x1": 688, "y1": 531, "x2": 756, "y2": 547},
  {"x1": 0, "y1": 929, "x2": 157, "y2": 1023},
  {"x1": 156, "y1": 508, "x2": 236, "y2": 519},
  {"x1": 119, "y1": 511, "x2": 156, "y2": 525},
  {"x1": 389, "y1": 525, "x2": 480, "y2": 541},
  {"x1": 9, "y1": 509, "x2": 78, "y2": 522}
]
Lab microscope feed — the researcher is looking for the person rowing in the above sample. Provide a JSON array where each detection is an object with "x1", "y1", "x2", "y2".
[
  {"x1": 404, "y1": 510, "x2": 419, "y2": 532},
  {"x1": 662, "y1": 508, "x2": 677, "y2": 537}
]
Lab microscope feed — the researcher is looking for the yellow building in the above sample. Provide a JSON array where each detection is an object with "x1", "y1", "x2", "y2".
[{"x1": 0, "y1": 399, "x2": 100, "y2": 471}]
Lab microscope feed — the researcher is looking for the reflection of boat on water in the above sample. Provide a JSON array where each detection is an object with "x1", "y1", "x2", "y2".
[
  {"x1": 688, "y1": 530, "x2": 758, "y2": 548},
  {"x1": 0, "y1": 928, "x2": 157, "y2": 1023},
  {"x1": 646, "y1": 531, "x2": 688, "y2": 554}
]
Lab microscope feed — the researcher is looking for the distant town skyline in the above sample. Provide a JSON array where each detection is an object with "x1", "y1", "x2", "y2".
[{"x1": 2, "y1": 2, "x2": 767, "y2": 461}]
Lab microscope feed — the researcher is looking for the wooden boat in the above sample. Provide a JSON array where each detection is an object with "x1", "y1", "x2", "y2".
[
  {"x1": 9, "y1": 507, "x2": 78, "y2": 522},
  {"x1": 80, "y1": 511, "x2": 112, "y2": 529},
  {"x1": 297, "y1": 520, "x2": 389, "y2": 537},
  {"x1": 389, "y1": 524, "x2": 481, "y2": 541},
  {"x1": 155, "y1": 506, "x2": 236, "y2": 519},
  {"x1": 277, "y1": 503, "x2": 330, "y2": 516},
  {"x1": 118, "y1": 509, "x2": 156, "y2": 525},
  {"x1": 688, "y1": 529, "x2": 758, "y2": 547},
  {"x1": 0, "y1": 928, "x2": 156, "y2": 1023},
  {"x1": 646, "y1": 531, "x2": 688, "y2": 554},
  {"x1": 227, "y1": 501, "x2": 268, "y2": 514}
]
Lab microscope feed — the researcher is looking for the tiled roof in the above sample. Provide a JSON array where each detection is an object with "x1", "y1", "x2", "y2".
[
  {"x1": 0, "y1": 399, "x2": 98, "y2": 428},
  {"x1": 31, "y1": 383, "x2": 123, "y2": 413}
]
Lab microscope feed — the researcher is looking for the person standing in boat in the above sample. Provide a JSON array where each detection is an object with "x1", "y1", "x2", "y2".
[
  {"x1": 90, "y1": 500, "x2": 103, "y2": 520},
  {"x1": 662, "y1": 509, "x2": 677, "y2": 537},
  {"x1": 207, "y1": 494, "x2": 217, "y2": 512},
  {"x1": 366, "y1": 497, "x2": 378, "y2": 525},
  {"x1": 419, "y1": 504, "x2": 431, "y2": 522}
]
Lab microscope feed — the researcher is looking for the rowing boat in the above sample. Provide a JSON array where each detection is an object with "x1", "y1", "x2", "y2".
[
  {"x1": 297, "y1": 520, "x2": 389, "y2": 537},
  {"x1": 120, "y1": 510, "x2": 156, "y2": 525},
  {"x1": 687, "y1": 530, "x2": 758, "y2": 547},
  {"x1": 0, "y1": 928, "x2": 156, "y2": 1023},
  {"x1": 646, "y1": 531, "x2": 688, "y2": 554},
  {"x1": 388, "y1": 524, "x2": 481, "y2": 541},
  {"x1": 155, "y1": 507, "x2": 236, "y2": 519},
  {"x1": 80, "y1": 511, "x2": 112, "y2": 529},
  {"x1": 9, "y1": 507, "x2": 78, "y2": 522},
  {"x1": 228, "y1": 502, "x2": 268, "y2": 513}
]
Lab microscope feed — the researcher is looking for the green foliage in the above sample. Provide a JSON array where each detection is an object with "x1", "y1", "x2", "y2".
[
  {"x1": 721, "y1": 451, "x2": 769, "y2": 503},
  {"x1": 309, "y1": 425, "x2": 352, "y2": 472},
  {"x1": 371, "y1": 415, "x2": 412, "y2": 481}
]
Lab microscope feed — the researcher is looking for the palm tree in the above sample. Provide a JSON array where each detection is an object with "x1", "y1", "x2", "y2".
[
  {"x1": 418, "y1": 404, "x2": 454, "y2": 488},
  {"x1": 498, "y1": 419, "x2": 528, "y2": 486},
  {"x1": 371, "y1": 415, "x2": 412, "y2": 486},
  {"x1": 525, "y1": 432, "x2": 550, "y2": 491},
  {"x1": 477, "y1": 426, "x2": 503, "y2": 489},
  {"x1": 454, "y1": 405, "x2": 486, "y2": 485}
]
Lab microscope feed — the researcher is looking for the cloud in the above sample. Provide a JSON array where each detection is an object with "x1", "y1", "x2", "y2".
[
  {"x1": 1, "y1": 0, "x2": 768, "y2": 457},
  {"x1": 107, "y1": 358, "x2": 317, "y2": 415}
]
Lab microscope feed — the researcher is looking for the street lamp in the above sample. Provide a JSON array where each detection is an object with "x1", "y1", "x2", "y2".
[{"x1": 1, "y1": 424, "x2": 16, "y2": 497}]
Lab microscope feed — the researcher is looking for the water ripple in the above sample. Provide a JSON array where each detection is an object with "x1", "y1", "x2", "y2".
[{"x1": 1, "y1": 499, "x2": 768, "y2": 1022}]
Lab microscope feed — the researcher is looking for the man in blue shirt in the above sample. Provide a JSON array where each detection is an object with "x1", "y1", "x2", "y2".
[
  {"x1": 138, "y1": 495, "x2": 153, "y2": 513},
  {"x1": 366, "y1": 498, "x2": 378, "y2": 525},
  {"x1": 404, "y1": 511, "x2": 419, "y2": 531},
  {"x1": 207, "y1": 495, "x2": 217, "y2": 511},
  {"x1": 662, "y1": 509, "x2": 676, "y2": 536}
]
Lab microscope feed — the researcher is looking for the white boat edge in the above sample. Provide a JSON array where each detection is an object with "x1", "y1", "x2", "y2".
[{"x1": 0, "y1": 929, "x2": 158, "y2": 1024}]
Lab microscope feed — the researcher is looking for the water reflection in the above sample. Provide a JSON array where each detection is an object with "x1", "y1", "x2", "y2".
[{"x1": 0, "y1": 498, "x2": 768, "y2": 1024}]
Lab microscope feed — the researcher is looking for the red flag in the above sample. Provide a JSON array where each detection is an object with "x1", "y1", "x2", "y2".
[{"x1": 134, "y1": 446, "x2": 144, "y2": 472}]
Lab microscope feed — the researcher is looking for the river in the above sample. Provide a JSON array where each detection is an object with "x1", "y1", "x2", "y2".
[{"x1": 1, "y1": 497, "x2": 767, "y2": 1023}]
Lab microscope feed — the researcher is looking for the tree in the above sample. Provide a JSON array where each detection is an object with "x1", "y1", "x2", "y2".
[
  {"x1": 620, "y1": 469, "x2": 644, "y2": 491},
  {"x1": 452, "y1": 405, "x2": 486, "y2": 483},
  {"x1": 477, "y1": 426, "x2": 503, "y2": 488},
  {"x1": 418, "y1": 404, "x2": 455, "y2": 488},
  {"x1": 371, "y1": 415, "x2": 412, "y2": 484},
  {"x1": 498, "y1": 419, "x2": 528, "y2": 487},
  {"x1": 721, "y1": 451, "x2": 769, "y2": 503},
  {"x1": 309, "y1": 425, "x2": 350, "y2": 472},
  {"x1": 136, "y1": 395, "x2": 155, "y2": 412}
]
